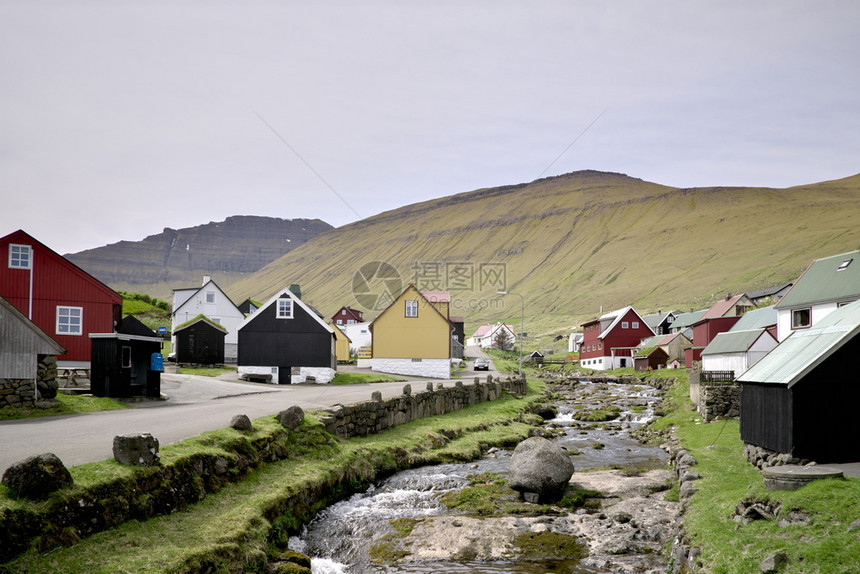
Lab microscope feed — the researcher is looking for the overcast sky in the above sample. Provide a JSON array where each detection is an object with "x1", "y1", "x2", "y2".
[{"x1": 2, "y1": 1, "x2": 858, "y2": 255}]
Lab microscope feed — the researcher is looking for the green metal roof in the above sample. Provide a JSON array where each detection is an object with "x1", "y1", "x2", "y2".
[
  {"x1": 730, "y1": 305, "x2": 777, "y2": 331},
  {"x1": 737, "y1": 300, "x2": 860, "y2": 386},
  {"x1": 775, "y1": 249, "x2": 860, "y2": 310},
  {"x1": 701, "y1": 328, "x2": 769, "y2": 355},
  {"x1": 671, "y1": 309, "x2": 707, "y2": 330}
]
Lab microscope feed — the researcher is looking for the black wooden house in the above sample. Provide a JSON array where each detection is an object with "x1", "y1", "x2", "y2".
[
  {"x1": 89, "y1": 315, "x2": 163, "y2": 398},
  {"x1": 237, "y1": 287, "x2": 336, "y2": 384},
  {"x1": 174, "y1": 315, "x2": 227, "y2": 365},
  {"x1": 737, "y1": 300, "x2": 860, "y2": 463}
]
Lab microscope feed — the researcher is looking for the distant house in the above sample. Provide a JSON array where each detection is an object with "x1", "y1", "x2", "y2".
[
  {"x1": 773, "y1": 249, "x2": 860, "y2": 342},
  {"x1": 701, "y1": 293, "x2": 754, "y2": 319},
  {"x1": 746, "y1": 283, "x2": 793, "y2": 306},
  {"x1": 467, "y1": 323, "x2": 516, "y2": 349},
  {"x1": 729, "y1": 304, "x2": 778, "y2": 341},
  {"x1": 449, "y1": 315, "x2": 466, "y2": 359},
  {"x1": 634, "y1": 346, "x2": 669, "y2": 372},
  {"x1": 331, "y1": 306, "x2": 364, "y2": 326},
  {"x1": 669, "y1": 309, "x2": 707, "y2": 339},
  {"x1": 331, "y1": 322, "x2": 352, "y2": 363},
  {"x1": 0, "y1": 229, "x2": 122, "y2": 369},
  {"x1": 343, "y1": 321, "x2": 372, "y2": 351},
  {"x1": 90, "y1": 315, "x2": 163, "y2": 399},
  {"x1": 700, "y1": 328, "x2": 778, "y2": 376},
  {"x1": 237, "y1": 286, "x2": 336, "y2": 384},
  {"x1": 568, "y1": 332, "x2": 583, "y2": 353},
  {"x1": 174, "y1": 315, "x2": 227, "y2": 365},
  {"x1": 685, "y1": 316, "x2": 740, "y2": 368},
  {"x1": 579, "y1": 306, "x2": 655, "y2": 370},
  {"x1": 737, "y1": 300, "x2": 860, "y2": 463},
  {"x1": 0, "y1": 295, "x2": 66, "y2": 407},
  {"x1": 637, "y1": 331, "x2": 691, "y2": 363},
  {"x1": 641, "y1": 311, "x2": 678, "y2": 336},
  {"x1": 370, "y1": 284, "x2": 454, "y2": 379},
  {"x1": 171, "y1": 276, "x2": 244, "y2": 362},
  {"x1": 526, "y1": 350, "x2": 544, "y2": 364},
  {"x1": 237, "y1": 298, "x2": 261, "y2": 315}
]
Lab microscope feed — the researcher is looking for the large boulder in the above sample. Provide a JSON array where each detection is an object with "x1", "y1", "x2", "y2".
[
  {"x1": 113, "y1": 433, "x2": 160, "y2": 466},
  {"x1": 508, "y1": 436, "x2": 574, "y2": 502},
  {"x1": 277, "y1": 405, "x2": 305, "y2": 430},
  {"x1": 1, "y1": 453, "x2": 73, "y2": 500}
]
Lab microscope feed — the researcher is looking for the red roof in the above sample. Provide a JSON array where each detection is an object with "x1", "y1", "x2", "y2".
[{"x1": 702, "y1": 294, "x2": 747, "y2": 319}]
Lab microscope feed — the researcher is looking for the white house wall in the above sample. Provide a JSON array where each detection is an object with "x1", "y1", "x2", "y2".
[
  {"x1": 776, "y1": 302, "x2": 839, "y2": 342},
  {"x1": 344, "y1": 321, "x2": 372, "y2": 350},
  {"x1": 371, "y1": 357, "x2": 450, "y2": 379},
  {"x1": 702, "y1": 352, "x2": 746, "y2": 374}
]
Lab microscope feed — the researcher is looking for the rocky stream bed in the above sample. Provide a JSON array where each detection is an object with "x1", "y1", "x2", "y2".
[{"x1": 287, "y1": 374, "x2": 688, "y2": 574}]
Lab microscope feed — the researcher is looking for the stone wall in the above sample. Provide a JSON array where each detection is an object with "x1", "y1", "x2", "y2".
[
  {"x1": 743, "y1": 443, "x2": 810, "y2": 469},
  {"x1": 320, "y1": 376, "x2": 528, "y2": 439},
  {"x1": 0, "y1": 355, "x2": 58, "y2": 409},
  {"x1": 696, "y1": 382, "x2": 739, "y2": 422}
]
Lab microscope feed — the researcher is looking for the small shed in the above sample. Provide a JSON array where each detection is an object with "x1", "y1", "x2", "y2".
[
  {"x1": 737, "y1": 300, "x2": 860, "y2": 463},
  {"x1": 526, "y1": 350, "x2": 544, "y2": 364},
  {"x1": 90, "y1": 318, "x2": 163, "y2": 399},
  {"x1": 634, "y1": 346, "x2": 669, "y2": 372},
  {"x1": 174, "y1": 315, "x2": 227, "y2": 365}
]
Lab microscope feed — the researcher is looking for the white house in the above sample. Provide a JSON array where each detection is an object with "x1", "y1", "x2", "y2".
[
  {"x1": 343, "y1": 321, "x2": 372, "y2": 352},
  {"x1": 467, "y1": 323, "x2": 516, "y2": 349},
  {"x1": 171, "y1": 276, "x2": 245, "y2": 362},
  {"x1": 700, "y1": 328, "x2": 778, "y2": 376},
  {"x1": 774, "y1": 250, "x2": 860, "y2": 341},
  {"x1": 568, "y1": 331, "x2": 583, "y2": 353}
]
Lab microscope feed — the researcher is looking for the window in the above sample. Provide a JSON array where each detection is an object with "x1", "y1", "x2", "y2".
[
  {"x1": 621, "y1": 321, "x2": 629, "y2": 329},
  {"x1": 792, "y1": 308, "x2": 810, "y2": 329},
  {"x1": 632, "y1": 321, "x2": 639, "y2": 329},
  {"x1": 347, "y1": 319, "x2": 355, "y2": 324},
  {"x1": 405, "y1": 300, "x2": 418, "y2": 317},
  {"x1": 837, "y1": 258, "x2": 853, "y2": 271},
  {"x1": 8, "y1": 244, "x2": 32, "y2": 269},
  {"x1": 205, "y1": 291, "x2": 216, "y2": 304},
  {"x1": 121, "y1": 346, "x2": 132, "y2": 368},
  {"x1": 277, "y1": 298, "x2": 293, "y2": 319},
  {"x1": 342, "y1": 309, "x2": 346, "y2": 315},
  {"x1": 57, "y1": 306, "x2": 83, "y2": 335}
]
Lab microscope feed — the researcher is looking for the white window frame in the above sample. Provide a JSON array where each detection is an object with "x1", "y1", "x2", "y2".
[
  {"x1": 205, "y1": 290, "x2": 216, "y2": 304},
  {"x1": 632, "y1": 321, "x2": 639, "y2": 329},
  {"x1": 277, "y1": 298, "x2": 293, "y2": 319},
  {"x1": 621, "y1": 321, "x2": 629, "y2": 329},
  {"x1": 405, "y1": 300, "x2": 418, "y2": 318},
  {"x1": 57, "y1": 306, "x2": 83, "y2": 335},
  {"x1": 8, "y1": 244, "x2": 32, "y2": 269}
]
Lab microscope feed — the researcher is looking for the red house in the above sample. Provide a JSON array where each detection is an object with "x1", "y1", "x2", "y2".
[
  {"x1": 331, "y1": 305, "x2": 364, "y2": 326},
  {"x1": 0, "y1": 230, "x2": 122, "y2": 368},
  {"x1": 579, "y1": 306, "x2": 655, "y2": 370},
  {"x1": 684, "y1": 316, "x2": 741, "y2": 367}
]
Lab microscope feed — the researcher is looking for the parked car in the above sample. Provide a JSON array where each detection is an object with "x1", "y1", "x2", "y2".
[{"x1": 474, "y1": 358, "x2": 490, "y2": 371}]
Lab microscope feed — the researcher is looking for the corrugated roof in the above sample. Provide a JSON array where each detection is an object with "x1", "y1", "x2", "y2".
[
  {"x1": 701, "y1": 328, "x2": 769, "y2": 355},
  {"x1": 671, "y1": 309, "x2": 707, "y2": 330},
  {"x1": 738, "y1": 300, "x2": 860, "y2": 386},
  {"x1": 702, "y1": 293, "x2": 749, "y2": 319},
  {"x1": 775, "y1": 249, "x2": 860, "y2": 310},
  {"x1": 730, "y1": 305, "x2": 777, "y2": 331}
]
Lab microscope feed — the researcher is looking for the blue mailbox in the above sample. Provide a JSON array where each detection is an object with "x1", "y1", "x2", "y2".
[{"x1": 150, "y1": 352, "x2": 164, "y2": 372}]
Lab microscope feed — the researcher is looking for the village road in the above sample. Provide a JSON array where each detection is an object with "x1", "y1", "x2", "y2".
[{"x1": 0, "y1": 375, "x2": 416, "y2": 476}]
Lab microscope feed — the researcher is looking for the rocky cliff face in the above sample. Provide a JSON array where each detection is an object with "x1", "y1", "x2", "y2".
[{"x1": 66, "y1": 216, "x2": 332, "y2": 299}]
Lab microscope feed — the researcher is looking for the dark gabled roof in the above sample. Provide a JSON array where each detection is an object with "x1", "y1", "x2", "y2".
[
  {"x1": 641, "y1": 311, "x2": 676, "y2": 330},
  {"x1": 746, "y1": 283, "x2": 793, "y2": 300},
  {"x1": 775, "y1": 250, "x2": 860, "y2": 310},
  {"x1": 119, "y1": 315, "x2": 158, "y2": 337},
  {"x1": 738, "y1": 300, "x2": 860, "y2": 386}
]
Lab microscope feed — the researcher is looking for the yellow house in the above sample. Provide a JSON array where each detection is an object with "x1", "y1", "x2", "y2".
[
  {"x1": 370, "y1": 284, "x2": 453, "y2": 378},
  {"x1": 330, "y1": 322, "x2": 352, "y2": 363}
]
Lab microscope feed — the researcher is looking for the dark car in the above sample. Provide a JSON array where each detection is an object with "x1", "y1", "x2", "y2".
[{"x1": 474, "y1": 358, "x2": 490, "y2": 371}]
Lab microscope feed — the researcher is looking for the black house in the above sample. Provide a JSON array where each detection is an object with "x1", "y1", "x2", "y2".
[
  {"x1": 737, "y1": 300, "x2": 860, "y2": 463},
  {"x1": 237, "y1": 287, "x2": 336, "y2": 384},
  {"x1": 174, "y1": 315, "x2": 227, "y2": 365},
  {"x1": 89, "y1": 315, "x2": 163, "y2": 398}
]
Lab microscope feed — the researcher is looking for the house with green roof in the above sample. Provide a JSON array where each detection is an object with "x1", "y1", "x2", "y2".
[
  {"x1": 700, "y1": 327, "x2": 777, "y2": 376},
  {"x1": 774, "y1": 249, "x2": 860, "y2": 341},
  {"x1": 737, "y1": 299, "x2": 860, "y2": 463}
]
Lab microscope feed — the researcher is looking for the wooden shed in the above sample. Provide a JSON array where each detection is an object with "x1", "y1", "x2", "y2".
[
  {"x1": 174, "y1": 315, "x2": 227, "y2": 365},
  {"x1": 737, "y1": 300, "x2": 860, "y2": 463},
  {"x1": 634, "y1": 346, "x2": 669, "y2": 372},
  {"x1": 89, "y1": 318, "x2": 163, "y2": 399}
]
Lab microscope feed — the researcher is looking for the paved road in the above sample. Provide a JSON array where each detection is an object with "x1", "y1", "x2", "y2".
[{"x1": 0, "y1": 350, "x2": 502, "y2": 476}]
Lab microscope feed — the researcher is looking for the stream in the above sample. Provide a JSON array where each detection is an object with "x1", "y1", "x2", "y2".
[{"x1": 289, "y1": 378, "x2": 673, "y2": 574}]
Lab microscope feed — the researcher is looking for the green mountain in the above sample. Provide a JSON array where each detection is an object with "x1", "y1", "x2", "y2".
[
  {"x1": 225, "y1": 170, "x2": 860, "y2": 340},
  {"x1": 67, "y1": 216, "x2": 332, "y2": 300}
]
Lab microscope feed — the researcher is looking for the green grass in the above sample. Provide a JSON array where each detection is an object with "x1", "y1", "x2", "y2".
[
  {"x1": 655, "y1": 374, "x2": 860, "y2": 573},
  {"x1": 0, "y1": 394, "x2": 130, "y2": 421},
  {"x1": 329, "y1": 372, "x2": 404, "y2": 385},
  {"x1": 1, "y1": 381, "x2": 547, "y2": 573},
  {"x1": 177, "y1": 366, "x2": 236, "y2": 377}
]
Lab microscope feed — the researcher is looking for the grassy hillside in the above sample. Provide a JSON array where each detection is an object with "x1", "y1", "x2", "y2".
[{"x1": 226, "y1": 170, "x2": 860, "y2": 341}]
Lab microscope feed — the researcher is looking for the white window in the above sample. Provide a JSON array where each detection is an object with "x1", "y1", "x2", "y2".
[
  {"x1": 621, "y1": 321, "x2": 629, "y2": 329},
  {"x1": 210, "y1": 317, "x2": 221, "y2": 324},
  {"x1": 405, "y1": 300, "x2": 418, "y2": 317},
  {"x1": 632, "y1": 321, "x2": 639, "y2": 329},
  {"x1": 8, "y1": 244, "x2": 32, "y2": 269},
  {"x1": 57, "y1": 306, "x2": 83, "y2": 335},
  {"x1": 342, "y1": 309, "x2": 346, "y2": 315},
  {"x1": 205, "y1": 291, "x2": 216, "y2": 304},
  {"x1": 277, "y1": 298, "x2": 293, "y2": 319},
  {"x1": 347, "y1": 319, "x2": 355, "y2": 324}
]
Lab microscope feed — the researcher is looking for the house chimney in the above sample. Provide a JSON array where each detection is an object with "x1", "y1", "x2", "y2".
[
  {"x1": 289, "y1": 284, "x2": 302, "y2": 298},
  {"x1": 203, "y1": 275, "x2": 211, "y2": 285},
  {"x1": 726, "y1": 293, "x2": 732, "y2": 300}
]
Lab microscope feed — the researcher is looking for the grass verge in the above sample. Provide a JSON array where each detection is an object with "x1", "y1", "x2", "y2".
[
  {"x1": 329, "y1": 372, "x2": 404, "y2": 385},
  {"x1": 1, "y1": 380, "x2": 546, "y2": 573},
  {"x1": 0, "y1": 394, "x2": 130, "y2": 421}
]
